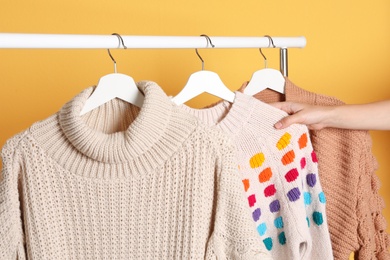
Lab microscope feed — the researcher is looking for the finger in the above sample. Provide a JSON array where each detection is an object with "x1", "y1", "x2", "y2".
[
  {"x1": 270, "y1": 102, "x2": 294, "y2": 113},
  {"x1": 269, "y1": 102, "x2": 284, "y2": 109},
  {"x1": 274, "y1": 113, "x2": 303, "y2": 129}
]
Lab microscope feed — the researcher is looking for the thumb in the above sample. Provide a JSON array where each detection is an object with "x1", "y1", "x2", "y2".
[{"x1": 274, "y1": 113, "x2": 302, "y2": 129}]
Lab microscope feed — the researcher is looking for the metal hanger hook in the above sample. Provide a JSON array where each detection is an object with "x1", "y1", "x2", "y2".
[
  {"x1": 195, "y1": 34, "x2": 215, "y2": 70},
  {"x1": 259, "y1": 35, "x2": 276, "y2": 68},
  {"x1": 107, "y1": 33, "x2": 127, "y2": 73}
]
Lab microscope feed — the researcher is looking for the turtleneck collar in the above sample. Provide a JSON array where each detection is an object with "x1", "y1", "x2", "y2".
[
  {"x1": 30, "y1": 81, "x2": 198, "y2": 179},
  {"x1": 58, "y1": 81, "x2": 174, "y2": 163}
]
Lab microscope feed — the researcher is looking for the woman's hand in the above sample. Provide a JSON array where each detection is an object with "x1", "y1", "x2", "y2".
[{"x1": 271, "y1": 102, "x2": 335, "y2": 130}]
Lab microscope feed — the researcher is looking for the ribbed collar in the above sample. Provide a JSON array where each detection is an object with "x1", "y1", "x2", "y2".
[
  {"x1": 238, "y1": 78, "x2": 345, "y2": 106},
  {"x1": 178, "y1": 92, "x2": 256, "y2": 136},
  {"x1": 30, "y1": 81, "x2": 198, "y2": 179}
]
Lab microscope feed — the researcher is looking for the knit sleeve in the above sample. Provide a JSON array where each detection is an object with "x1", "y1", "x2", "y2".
[
  {"x1": 205, "y1": 137, "x2": 272, "y2": 260},
  {"x1": 0, "y1": 134, "x2": 27, "y2": 260},
  {"x1": 356, "y1": 135, "x2": 390, "y2": 260}
]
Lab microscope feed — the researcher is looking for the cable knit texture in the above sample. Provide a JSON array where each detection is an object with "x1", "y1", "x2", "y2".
[
  {"x1": 179, "y1": 91, "x2": 333, "y2": 260},
  {"x1": 0, "y1": 81, "x2": 272, "y2": 260},
  {"x1": 241, "y1": 78, "x2": 390, "y2": 260}
]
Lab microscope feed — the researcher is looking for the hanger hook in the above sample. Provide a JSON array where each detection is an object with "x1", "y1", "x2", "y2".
[
  {"x1": 195, "y1": 34, "x2": 215, "y2": 70},
  {"x1": 107, "y1": 33, "x2": 127, "y2": 73},
  {"x1": 259, "y1": 35, "x2": 276, "y2": 68}
]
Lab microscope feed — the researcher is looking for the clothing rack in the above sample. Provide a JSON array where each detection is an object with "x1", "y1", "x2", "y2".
[{"x1": 0, "y1": 33, "x2": 306, "y2": 76}]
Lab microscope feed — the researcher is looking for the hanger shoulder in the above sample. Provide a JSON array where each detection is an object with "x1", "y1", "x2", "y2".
[
  {"x1": 80, "y1": 73, "x2": 144, "y2": 115},
  {"x1": 172, "y1": 70, "x2": 235, "y2": 105},
  {"x1": 204, "y1": 71, "x2": 235, "y2": 102},
  {"x1": 244, "y1": 68, "x2": 285, "y2": 96},
  {"x1": 101, "y1": 73, "x2": 144, "y2": 106},
  {"x1": 171, "y1": 71, "x2": 208, "y2": 105}
]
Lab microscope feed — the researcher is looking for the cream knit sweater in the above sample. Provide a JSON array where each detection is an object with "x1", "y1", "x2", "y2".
[
  {"x1": 0, "y1": 81, "x2": 271, "y2": 260},
  {"x1": 179, "y1": 91, "x2": 334, "y2": 260}
]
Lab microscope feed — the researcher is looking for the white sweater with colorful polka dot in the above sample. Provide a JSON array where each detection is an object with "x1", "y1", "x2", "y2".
[{"x1": 180, "y1": 91, "x2": 334, "y2": 260}]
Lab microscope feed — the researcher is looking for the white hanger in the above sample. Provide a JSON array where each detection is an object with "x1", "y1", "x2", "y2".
[
  {"x1": 244, "y1": 35, "x2": 285, "y2": 96},
  {"x1": 80, "y1": 33, "x2": 144, "y2": 116},
  {"x1": 171, "y1": 35, "x2": 235, "y2": 105}
]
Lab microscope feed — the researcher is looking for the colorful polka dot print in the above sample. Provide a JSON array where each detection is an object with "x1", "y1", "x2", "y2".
[
  {"x1": 259, "y1": 167, "x2": 272, "y2": 183},
  {"x1": 276, "y1": 133, "x2": 291, "y2": 150},
  {"x1": 250, "y1": 152, "x2": 265, "y2": 168},
  {"x1": 239, "y1": 130, "x2": 328, "y2": 254}
]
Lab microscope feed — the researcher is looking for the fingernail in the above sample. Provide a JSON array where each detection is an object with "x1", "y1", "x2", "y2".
[{"x1": 274, "y1": 122, "x2": 282, "y2": 129}]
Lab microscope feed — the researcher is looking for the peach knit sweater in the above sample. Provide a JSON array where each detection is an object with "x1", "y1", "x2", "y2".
[
  {"x1": 241, "y1": 78, "x2": 390, "y2": 260},
  {"x1": 0, "y1": 81, "x2": 271, "y2": 260}
]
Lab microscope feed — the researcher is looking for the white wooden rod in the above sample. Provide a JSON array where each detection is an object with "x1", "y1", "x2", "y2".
[{"x1": 0, "y1": 33, "x2": 306, "y2": 49}]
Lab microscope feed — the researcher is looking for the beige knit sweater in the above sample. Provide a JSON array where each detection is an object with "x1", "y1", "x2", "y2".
[
  {"x1": 241, "y1": 78, "x2": 390, "y2": 260},
  {"x1": 0, "y1": 81, "x2": 271, "y2": 260}
]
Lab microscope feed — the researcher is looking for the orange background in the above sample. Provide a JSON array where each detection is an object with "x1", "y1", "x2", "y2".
[{"x1": 1, "y1": 1, "x2": 389, "y2": 258}]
